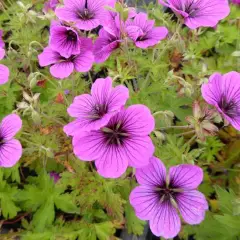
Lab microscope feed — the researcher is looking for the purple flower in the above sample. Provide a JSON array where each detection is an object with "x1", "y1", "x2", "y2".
[
  {"x1": 159, "y1": 0, "x2": 230, "y2": 29},
  {"x1": 55, "y1": 0, "x2": 107, "y2": 31},
  {"x1": 93, "y1": 15, "x2": 122, "y2": 63},
  {"x1": 0, "y1": 49, "x2": 9, "y2": 85},
  {"x1": 49, "y1": 24, "x2": 81, "y2": 58},
  {"x1": 38, "y1": 37, "x2": 94, "y2": 79},
  {"x1": 201, "y1": 71, "x2": 240, "y2": 131},
  {"x1": 0, "y1": 114, "x2": 23, "y2": 167},
  {"x1": 72, "y1": 105, "x2": 155, "y2": 178},
  {"x1": 43, "y1": 0, "x2": 59, "y2": 13},
  {"x1": 232, "y1": 0, "x2": 240, "y2": 5},
  {"x1": 130, "y1": 157, "x2": 208, "y2": 239},
  {"x1": 0, "y1": 30, "x2": 4, "y2": 48},
  {"x1": 125, "y1": 13, "x2": 168, "y2": 49},
  {"x1": 64, "y1": 77, "x2": 129, "y2": 135},
  {"x1": 64, "y1": 89, "x2": 70, "y2": 95},
  {"x1": 50, "y1": 172, "x2": 60, "y2": 183}
]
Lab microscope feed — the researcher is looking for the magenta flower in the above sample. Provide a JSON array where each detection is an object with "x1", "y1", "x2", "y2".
[
  {"x1": 201, "y1": 71, "x2": 240, "y2": 131},
  {"x1": 43, "y1": 0, "x2": 59, "y2": 13},
  {"x1": 50, "y1": 172, "x2": 60, "y2": 183},
  {"x1": 0, "y1": 114, "x2": 23, "y2": 167},
  {"x1": 38, "y1": 37, "x2": 94, "y2": 79},
  {"x1": 93, "y1": 15, "x2": 122, "y2": 63},
  {"x1": 232, "y1": 0, "x2": 240, "y2": 5},
  {"x1": 72, "y1": 105, "x2": 155, "y2": 178},
  {"x1": 130, "y1": 157, "x2": 208, "y2": 239},
  {"x1": 125, "y1": 13, "x2": 168, "y2": 49},
  {"x1": 0, "y1": 49, "x2": 9, "y2": 85},
  {"x1": 49, "y1": 24, "x2": 81, "y2": 58},
  {"x1": 0, "y1": 30, "x2": 4, "y2": 48},
  {"x1": 159, "y1": 0, "x2": 230, "y2": 29},
  {"x1": 64, "y1": 77, "x2": 129, "y2": 135},
  {"x1": 55, "y1": 0, "x2": 106, "y2": 31}
]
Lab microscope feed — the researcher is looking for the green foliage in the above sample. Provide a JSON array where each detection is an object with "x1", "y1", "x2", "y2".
[{"x1": 199, "y1": 137, "x2": 225, "y2": 163}]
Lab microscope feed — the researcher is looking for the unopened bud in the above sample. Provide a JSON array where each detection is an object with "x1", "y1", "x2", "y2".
[{"x1": 31, "y1": 111, "x2": 41, "y2": 125}]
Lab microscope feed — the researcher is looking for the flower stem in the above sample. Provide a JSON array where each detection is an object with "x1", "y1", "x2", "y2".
[
  {"x1": 158, "y1": 125, "x2": 192, "y2": 130},
  {"x1": 175, "y1": 130, "x2": 195, "y2": 137}
]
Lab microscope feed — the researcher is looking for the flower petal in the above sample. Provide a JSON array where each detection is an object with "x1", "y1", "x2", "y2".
[
  {"x1": 75, "y1": 19, "x2": 101, "y2": 31},
  {"x1": 0, "y1": 139, "x2": 22, "y2": 167},
  {"x1": 93, "y1": 33, "x2": 120, "y2": 63},
  {"x1": 221, "y1": 71, "x2": 240, "y2": 103},
  {"x1": 55, "y1": 7, "x2": 80, "y2": 22},
  {"x1": 107, "y1": 85, "x2": 129, "y2": 112},
  {"x1": 176, "y1": 190, "x2": 208, "y2": 224},
  {"x1": 67, "y1": 94, "x2": 94, "y2": 118},
  {"x1": 50, "y1": 61, "x2": 74, "y2": 79},
  {"x1": 169, "y1": 164, "x2": 203, "y2": 190},
  {"x1": 72, "y1": 131, "x2": 105, "y2": 161},
  {"x1": 135, "y1": 156, "x2": 166, "y2": 187},
  {"x1": 38, "y1": 47, "x2": 60, "y2": 67},
  {"x1": 95, "y1": 144, "x2": 128, "y2": 178},
  {"x1": 130, "y1": 186, "x2": 159, "y2": 220},
  {"x1": 64, "y1": 113, "x2": 113, "y2": 136},
  {"x1": 150, "y1": 201, "x2": 181, "y2": 239},
  {"x1": 74, "y1": 38, "x2": 94, "y2": 72},
  {"x1": 135, "y1": 27, "x2": 168, "y2": 49},
  {"x1": 120, "y1": 105, "x2": 155, "y2": 136},
  {"x1": 0, "y1": 114, "x2": 22, "y2": 140},
  {"x1": 124, "y1": 136, "x2": 154, "y2": 168},
  {"x1": 126, "y1": 26, "x2": 144, "y2": 42},
  {"x1": 184, "y1": 0, "x2": 230, "y2": 29},
  {"x1": 0, "y1": 64, "x2": 9, "y2": 85},
  {"x1": 49, "y1": 26, "x2": 81, "y2": 58},
  {"x1": 0, "y1": 48, "x2": 5, "y2": 60},
  {"x1": 91, "y1": 77, "x2": 113, "y2": 101}
]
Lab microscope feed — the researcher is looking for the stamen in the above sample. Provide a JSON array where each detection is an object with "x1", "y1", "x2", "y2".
[{"x1": 102, "y1": 127, "x2": 114, "y2": 133}]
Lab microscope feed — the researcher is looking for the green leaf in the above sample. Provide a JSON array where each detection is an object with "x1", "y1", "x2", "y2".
[
  {"x1": 0, "y1": 181, "x2": 20, "y2": 219},
  {"x1": 94, "y1": 222, "x2": 115, "y2": 240},
  {"x1": 215, "y1": 186, "x2": 236, "y2": 214},
  {"x1": 54, "y1": 194, "x2": 79, "y2": 214},
  {"x1": 32, "y1": 197, "x2": 55, "y2": 232}
]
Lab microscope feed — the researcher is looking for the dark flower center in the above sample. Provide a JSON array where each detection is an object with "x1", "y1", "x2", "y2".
[
  {"x1": 218, "y1": 95, "x2": 239, "y2": 118},
  {"x1": 88, "y1": 104, "x2": 108, "y2": 120},
  {"x1": 58, "y1": 55, "x2": 76, "y2": 64},
  {"x1": 66, "y1": 30, "x2": 77, "y2": 42},
  {"x1": 102, "y1": 121, "x2": 129, "y2": 146},
  {"x1": 77, "y1": 8, "x2": 94, "y2": 20},
  {"x1": 181, "y1": 0, "x2": 200, "y2": 17},
  {"x1": 136, "y1": 33, "x2": 147, "y2": 42},
  {"x1": 156, "y1": 186, "x2": 178, "y2": 202},
  {"x1": 0, "y1": 135, "x2": 4, "y2": 146}
]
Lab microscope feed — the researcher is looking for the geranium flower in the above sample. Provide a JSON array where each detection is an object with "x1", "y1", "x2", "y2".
[
  {"x1": 0, "y1": 114, "x2": 23, "y2": 167},
  {"x1": 93, "y1": 15, "x2": 122, "y2": 63},
  {"x1": 55, "y1": 0, "x2": 107, "y2": 31},
  {"x1": 201, "y1": 71, "x2": 240, "y2": 131},
  {"x1": 0, "y1": 49, "x2": 9, "y2": 85},
  {"x1": 125, "y1": 13, "x2": 168, "y2": 49},
  {"x1": 64, "y1": 77, "x2": 129, "y2": 135},
  {"x1": 0, "y1": 30, "x2": 4, "y2": 48},
  {"x1": 72, "y1": 105, "x2": 155, "y2": 178},
  {"x1": 130, "y1": 157, "x2": 208, "y2": 239},
  {"x1": 38, "y1": 37, "x2": 94, "y2": 79},
  {"x1": 158, "y1": 0, "x2": 230, "y2": 29},
  {"x1": 50, "y1": 172, "x2": 60, "y2": 183},
  {"x1": 43, "y1": 0, "x2": 59, "y2": 13},
  {"x1": 232, "y1": 0, "x2": 240, "y2": 5},
  {"x1": 49, "y1": 24, "x2": 81, "y2": 58}
]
